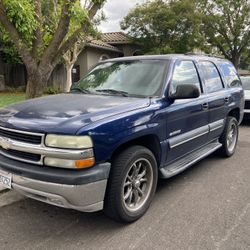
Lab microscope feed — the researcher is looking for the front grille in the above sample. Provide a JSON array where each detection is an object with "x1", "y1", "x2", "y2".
[
  {"x1": 0, "y1": 127, "x2": 42, "y2": 144},
  {"x1": 1, "y1": 148, "x2": 41, "y2": 162},
  {"x1": 0, "y1": 126, "x2": 44, "y2": 164},
  {"x1": 245, "y1": 100, "x2": 250, "y2": 110}
]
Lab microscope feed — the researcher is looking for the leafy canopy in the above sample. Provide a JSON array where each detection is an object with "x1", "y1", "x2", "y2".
[
  {"x1": 0, "y1": 0, "x2": 102, "y2": 63},
  {"x1": 121, "y1": 0, "x2": 202, "y2": 54}
]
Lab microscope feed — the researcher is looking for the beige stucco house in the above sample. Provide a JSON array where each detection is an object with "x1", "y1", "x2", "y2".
[{"x1": 74, "y1": 32, "x2": 142, "y2": 80}]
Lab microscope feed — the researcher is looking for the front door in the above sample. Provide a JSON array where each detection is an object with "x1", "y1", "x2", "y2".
[
  {"x1": 165, "y1": 60, "x2": 209, "y2": 164},
  {"x1": 72, "y1": 65, "x2": 80, "y2": 83}
]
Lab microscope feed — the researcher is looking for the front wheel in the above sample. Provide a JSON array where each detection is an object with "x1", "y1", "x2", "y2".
[
  {"x1": 104, "y1": 146, "x2": 158, "y2": 223},
  {"x1": 219, "y1": 116, "x2": 239, "y2": 157}
]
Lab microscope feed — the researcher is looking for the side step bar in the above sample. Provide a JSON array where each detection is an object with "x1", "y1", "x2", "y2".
[{"x1": 160, "y1": 141, "x2": 222, "y2": 178}]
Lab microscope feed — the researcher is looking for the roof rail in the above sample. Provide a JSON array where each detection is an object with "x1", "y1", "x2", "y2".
[{"x1": 184, "y1": 52, "x2": 225, "y2": 59}]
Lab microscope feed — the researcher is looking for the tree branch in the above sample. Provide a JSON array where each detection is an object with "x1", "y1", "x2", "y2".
[
  {"x1": 239, "y1": 31, "x2": 250, "y2": 53},
  {"x1": 0, "y1": 1, "x2": 36, "y2": 67},
  {"x1": 41, "y1": 0, "x2": 76, "y2": 66},
  {"x1": 32, "y1": 0, "x2": 43, "y2": 60},
  {"x1": 51, "y1": 1, "x2": 102, "y2": 67}
]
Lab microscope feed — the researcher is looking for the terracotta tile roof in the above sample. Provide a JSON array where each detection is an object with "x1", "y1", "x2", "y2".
[
  {"x1": 101, "y1": 32, "x2": 132, "y2": 44},
  {"x1": 87, "y1": 38, "x2": 123, "y2": 53}
]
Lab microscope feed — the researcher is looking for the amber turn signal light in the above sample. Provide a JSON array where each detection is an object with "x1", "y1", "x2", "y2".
[{"x1": 75, "y1": 158, "x2": 95, "y2": 169}]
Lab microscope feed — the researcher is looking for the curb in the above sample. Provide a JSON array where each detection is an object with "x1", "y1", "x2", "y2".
[
  {"x1": 0, "y1": 185, "x2": 8, "y2": 193},
  {"x1": 0, "y1": 189, "x2": 25, "y2": 208},
  {"x1": 0, "y1": 184, "x2": 25, "y2": 208}
]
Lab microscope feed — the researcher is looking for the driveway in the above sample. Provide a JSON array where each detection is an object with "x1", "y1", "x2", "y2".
[{"x1": 0, "y1": 122, "x2": 250, "y2": 250}]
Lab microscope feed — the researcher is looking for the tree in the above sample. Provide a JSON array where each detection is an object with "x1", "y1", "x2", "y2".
[
  {"x1": 121, "y1": 0, "x2": 201, "y2": 54},
  {"x1": 0, "y1": 0, "x2": 105, "y2": 98},
  {"x1": 198, "y1": 0, "x2": 250, "y2": 68},
  {"x1": 62, "y1": 5, "x2": 105, "y2": 92},
  {"x1": 63, "y1": 39, "x2": 85, "y2": 92}
]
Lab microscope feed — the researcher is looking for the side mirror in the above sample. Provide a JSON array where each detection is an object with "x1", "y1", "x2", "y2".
[{"x1": 170, "y1": 84, "x2": 200, "y2": 99}]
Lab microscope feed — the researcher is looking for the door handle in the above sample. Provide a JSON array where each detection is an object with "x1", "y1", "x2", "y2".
[
  {"x1": 224, "y1": 97, "x2": 230, "y2": 103},
  {"x1": 202, "y1": 103, "x2": 209, "y2": 110}
]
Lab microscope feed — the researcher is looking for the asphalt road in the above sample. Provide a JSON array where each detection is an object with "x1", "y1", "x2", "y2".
[{"x1": 0, "y1": 122, "x2": 250, "y2": 250}]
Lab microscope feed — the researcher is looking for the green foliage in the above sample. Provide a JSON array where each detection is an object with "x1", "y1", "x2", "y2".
[
  {"x1": 121, "y1": 0, "x2": 250, "y2": 67},
  {"x1": 0, "y1": 0, "x2": 37, "y2": 63},
  {"x1": 121, "y1": 0, "x2": 202, "y2": 54},
  {"x1": 2, "y1": 0, "x2": 37, "y2": 44},
  {"x1": 44, "y1": 86, "x2": 62, "y2": 95},
  {"x1": 198, "y1": 0, "x2": 250, "y2": 67},
  {"x1": 0, "y1": 38, "x2": 22, "y2": 63},
  {"x1": 0, "y1": 0, "x2": 105, "y2": 63}
]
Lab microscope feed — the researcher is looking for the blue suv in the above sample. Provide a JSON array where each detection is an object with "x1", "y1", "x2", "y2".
[{"x1": 0, "y1": 54, "x2": 245, "y2": 222}]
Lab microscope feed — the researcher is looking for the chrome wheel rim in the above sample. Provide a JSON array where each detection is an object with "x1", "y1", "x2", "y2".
[
  {"x1": 122, "y1": 158, "x2": 153, "y2": 212},
  {"x1": 227, "y1": 122, "x2": 237, "y2": 153}
]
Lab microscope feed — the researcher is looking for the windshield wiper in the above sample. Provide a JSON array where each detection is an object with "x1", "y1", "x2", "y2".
[
  {"x1": 96, "y1": 89, "x2": 129, "y2": 97},
  {"x1": 70, "y1": 87, "x2": 92, "y2": 94}
]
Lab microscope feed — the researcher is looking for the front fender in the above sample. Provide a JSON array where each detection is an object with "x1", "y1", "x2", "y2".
[{"x1": 76, "y1": 100, "x2": 167, "y2": 163}]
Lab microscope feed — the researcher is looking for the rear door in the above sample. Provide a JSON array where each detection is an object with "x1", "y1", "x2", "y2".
[
  {"x1": 198, "y1": 61, "x2": 228, "y2": 141},
  {"x1": 165, "y1": 60, "x2": 209, "y2": 164}
]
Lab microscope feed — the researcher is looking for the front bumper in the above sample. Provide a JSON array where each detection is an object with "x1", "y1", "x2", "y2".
[
  {"x1": 0, "y1": 155, "x2": 111, "y2": 212},
  {"x1": 10, "y1": 174, "x2": 107, "y2": 212},
  {"x1": 244, "y1": 109, "x2": 250, "y2": 119}
]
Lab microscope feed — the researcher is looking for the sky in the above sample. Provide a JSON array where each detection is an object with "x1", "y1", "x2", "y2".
[{"x1": 99, "y1": 0, "x2": 145, "y2": 32}]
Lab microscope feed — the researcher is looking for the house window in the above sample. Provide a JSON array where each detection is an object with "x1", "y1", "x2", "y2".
[{"x1": 99, "y1": 54, "x2": 110, "y2": 62}]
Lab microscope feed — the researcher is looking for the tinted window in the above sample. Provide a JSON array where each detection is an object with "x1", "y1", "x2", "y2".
[
  {"x1": 219, "y1": 62, "x2": 241, "y2": 87},
  {"x1": 199, "y1": 61, "x2": 224, "y2": 93},
  {"x1": 170, "y1": 61, "x2": 201, "y2": 93}
]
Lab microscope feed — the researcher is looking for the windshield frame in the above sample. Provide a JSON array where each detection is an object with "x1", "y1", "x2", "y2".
[{"x1": 71, "y1": 59, "x2": 170, "y2": 98}]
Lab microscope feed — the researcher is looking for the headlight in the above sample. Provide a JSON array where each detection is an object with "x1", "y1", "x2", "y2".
[{"x1": 45, "y1": 135, "x2": 93, "y2": 149}]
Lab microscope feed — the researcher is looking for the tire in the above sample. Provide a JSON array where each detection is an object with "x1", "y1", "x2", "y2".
[
  {"x1": 104, "y1": 145, "x2": 158, "y2": 223},
  {"x1": 218, "y1": 116, "x2": 239, "y2": 157}
]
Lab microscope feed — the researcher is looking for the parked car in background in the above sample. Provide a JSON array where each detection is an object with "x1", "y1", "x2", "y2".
[
  {"x1": 241, "y1": 75, "x2": 250, "y2": 119},
  {"x1": 0, "y1": 54, "x2": 245, "y2": 222}
]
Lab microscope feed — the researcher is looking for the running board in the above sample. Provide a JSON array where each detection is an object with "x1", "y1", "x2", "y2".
[{"x1": 160, "y1": 141, "x2": 222, "y2": 178}]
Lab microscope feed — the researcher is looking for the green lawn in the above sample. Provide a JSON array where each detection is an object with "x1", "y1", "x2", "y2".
[{"x1": 0, "y1": 93, "x2": 25, "y2": 108}]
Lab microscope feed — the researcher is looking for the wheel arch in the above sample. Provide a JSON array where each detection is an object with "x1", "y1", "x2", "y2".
[
  {"x1": 228, "y1": 108, "x2": 240, "y2": 122},
  {"x1": 110, "y1": 134, "x2": 162, "y2": 168}
]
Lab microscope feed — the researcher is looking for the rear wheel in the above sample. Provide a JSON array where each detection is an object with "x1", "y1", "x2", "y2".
[
  {"x1": 104, "y1": 146, "x2": 158, "y2": 223},
  {"x1": 219, "y1": 116, "x2": 238, "y2": 157}
]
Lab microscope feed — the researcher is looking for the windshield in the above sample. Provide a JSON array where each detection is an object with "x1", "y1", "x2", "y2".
[
  {"x1": 241, "y1": 77, "x2": 250, "y2": 90},
  {"x1": 72, "y1": 60, "x2": 168, "y2": 97}
]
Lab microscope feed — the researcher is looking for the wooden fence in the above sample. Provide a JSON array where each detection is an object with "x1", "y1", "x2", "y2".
[{"x1": 0, "y1": 57, "x2": 67, "y2": 91}]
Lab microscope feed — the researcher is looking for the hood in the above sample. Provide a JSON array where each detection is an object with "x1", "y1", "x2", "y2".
[
  {"x1": 0, "y1": 93, "x2": 150, "y2": 134},
  {"x1": 244, "y1": 90, "x2": 250, "y2": 100}
]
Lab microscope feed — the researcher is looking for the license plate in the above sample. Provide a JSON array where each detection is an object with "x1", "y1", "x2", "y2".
[{"x1": 0, "y1": 170, "x2": 12, "y2": 189}]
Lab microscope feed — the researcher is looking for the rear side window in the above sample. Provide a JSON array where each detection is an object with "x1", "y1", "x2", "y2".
[
  {"x1": 218, "y1": 62, "x2": 241, "y2": 87},
  {"x1": 199, "y1": 61, "x2": 224, "y2": 93},
  {"x1": 170, "y1": 60, "x2": 201, "y2": 94}
]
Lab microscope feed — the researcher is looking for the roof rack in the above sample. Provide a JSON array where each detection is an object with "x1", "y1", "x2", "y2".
[{"x1": 184, "y1": 52, "x2": 225, "y2": 59}]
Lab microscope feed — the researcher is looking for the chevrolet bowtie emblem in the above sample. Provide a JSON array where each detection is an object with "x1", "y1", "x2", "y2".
[{"x1": 0, "y1": 137, "x2": 11, "y2": 150}]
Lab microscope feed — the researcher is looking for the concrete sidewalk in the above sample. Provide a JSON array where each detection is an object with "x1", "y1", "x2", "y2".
[
  {"x1": 0, "y1": 184, "x2": 7, "y2": 192},
  {"x1": 0, "y1": 184, "x2": 25, "y2": 208}
]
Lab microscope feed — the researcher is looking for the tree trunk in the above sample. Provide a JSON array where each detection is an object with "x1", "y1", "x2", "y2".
[
  {"x1": 25, "y1": 67, "x2": 51, "y2": 99},
  {"x1": 231, "y1": 51, "x2": 241, "y2": 69},
  {"x1": 64, "y1": 64, "x2": 73, "y2": 92}
]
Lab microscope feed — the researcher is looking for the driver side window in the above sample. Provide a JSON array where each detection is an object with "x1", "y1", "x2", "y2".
[{"x1": 170, "y1": 60, "x2": 202, "y2": 94}]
